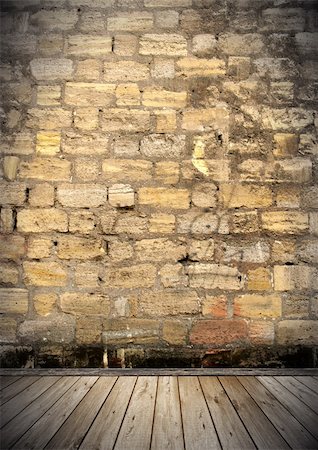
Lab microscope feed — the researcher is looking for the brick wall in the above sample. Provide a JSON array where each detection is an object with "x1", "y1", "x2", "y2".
[{"x1": 0, "y1": 0, "x2": 317, "y2": 368}]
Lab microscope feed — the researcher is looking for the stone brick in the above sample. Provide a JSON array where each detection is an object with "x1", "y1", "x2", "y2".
[
  {"x1": 69, "y1": 0, "x2": 114, "y2": 6},
  {"x1": 262, "y1": 108, "x2": 314, "y2": 131},
  {"x1": 145, "y1": 0, "x2": 191, "y2": 5},
  {"x1": 310, "y1": 213, "x2": 318, "y2": 236},
  {"x1": 188, "y1": 264, "x2": 242, "y2": 290},
  {"x1": 57, "y1": 236, "x2": 105, "y2": 260},
  {"x1": 141, "y1": 134, "x2": 185, "y2": 158},
  {"x1": 139, "y1": 290, "x2": 199, "y2": 316},
  {"x1": 270, "y1": 82, "x2": 294, "y2": 104},
  {"x1": 23, "y1": 262, "x2": 67, "y2": 286},
  {"x1": 76, "y1": 317, "x2": 103, "y2": 345},
  {"x1": 1, "y1": 133, "x2": 34, "y2": 156},
  {"x1": 151, "y1": 58, "x2": 175, "y2": 79},
  {"x1": 113, "y1": 34, "x2": 138, "y2": 56},
  {"x1": 222, "y1": 241, "x2": 270, "y2": 264},
  {"x1": 261, "y1": 8, "x2": 305, "y2": 32},
  {"x1": 18, "y1": 314, "x2": 75, "y2": 344},
  {"x1": 266, "y1": 159, "x2": 312, "y2": 184},
  {"x1": 107, "y1": 12, "x2": 153, "y2": 32},
  {"x1": 78, "y1": 11, "x2": 104, "y2": 32},
  {"x1": 103, "y1": 319, "x2": 159, "y2": 345},
  {"x1": 17, "y1": 209, "x2": 67, "y2": 233},
  {"x1": 74, "y1": 108, "x2": 99, "y2": 130},
  {"x1": 108, "y1": 184, "x2": 134, "y2": 208},
  {"x1": 219, "y1": 184, "x2": 272, "y2": 208},
  {"x1": 160, "y1": 263, "x2": 187, "y2": 288},
  {"x1": 189, "y1": 239, "x2": 214, "y2": 261},
  {"x1": 61, "y1": 292, "x2": 110, "y2": 316},
  {"x1": 303, "y1": 187, "x2": 318, "y2": 209},
  {"x1": 254, "y1": 58, "x2": 297, "y2": 80},
  {"x1": 114, "y1": 214, "x2": 148, "y2": 235},
  {"x1": 149, "y1": 213, "x2": 175, "y2": 234},
  {"x1": 69, "y1": 211, "x2": 96, "y2": 234},
  {"x1": 283, "y1": 295, "x2": 309, "y2": 319},
  {"x1": 3, "y1": 156, "x2": 19, "y2": 181},
  {"x1": 38, "y1": 34, "x2": 64, "y2": 56},
  {"x1": 30, "y1": 58, "x2": 73, "y2": 81},
  {"x1": 74, "y1": 159, "x2": 100, "y2": 181},
  {"x1": 37, "y1": 86, "x2": 61, "y2": 106},
  {"x1": 113, "y1": 136, "x2": 140, "y2": 158},
  {"x1": 202, "y1": 295, "x2": 227, "y2": 318},
  {"x1": 155, "y1": 10, "x2": 179, "y2": 28},
  {"x1": 0, "y1": 182, "x2": 26, "y2": 206},
  {"x1": 298, "y1": 240, "x2": 318, "y2": 264},
  {"x1": 261, "y1": 211, "x2": 308, "y2": 234},
  {"x1": 65, "y1": 83, "x2": 115, "y2": 107},
  {"x1": 27, "y1": 237, "x2": 52, "y2": 259},
  {"x1": 0, "y1": 208, "x2": 14, "y2": 234},
  {"x1": 219, "y1": 33, "x2": 265, "y2": 55},
  {"x1": 116, "y1": 84, "x2": 141, "y2": 106},
  {"x1": 0, "y1": 317, "x2": 17, "y2": 343},
  {"x1": 28, "y1": 183, "x2": 54, "y2": 207},
  {"x1": 277, "y1": 320, "x2": 318, "y2": 346},
  {"x1": 177, "y1": 211, "x2": 229, "y2": 235},
  {"x1": 190, "y1": 320, "x2": 247, "y2": 345},
  {"x1": 295, "y1": 33, "x2": 318, "y2": 57},
  {"x1": 36, "y1": 132, "x2": 60, "y2": 155},
  {"x1": 272, "y1": 240, "x2": 296, "y2": 264},
  {"x1": 63, "y1": 132, "x2": 108, "y2": 156},
  {"x1": 0, "y1": 236, "x2": 25, "y2": 260},
  {"x1": 273, "y1": 133, "x2": 298, "y2": 158},
  {"x1": 247, "y1": 268, "x2": 272, "y2": 291},
  {"x1": 234, "y1": 294, "x2": 281, "y2": 319},
  {"x1": 276, "y1": 187, "x2": 300, "y2": 209},
  {"x1": 182, "y1": 160, "x2": 230, "y2": 182},
  {"x1": 26, "y1": 108, "x2": 72, "y2": 130},
  {"x1": 140, "y1": 34, "x2": 187, "y2": 56},
  {"x1": 162, "y1": 321, "x2": 187, "y2": 345},
  {"x1": 139, "y1": 187, "x2": 190, "y2": 209},
  {"x1": 102, "y1": 159, "x2": 152, "y2": 183},
  {"x1": 0, "y1": 263, "x2": 19, "y2": 285},
  {"x1": 75, "y1": 59, "x2": 100, "y2": 81},
  {"x1": 176, "y1": 58, "x2": 225, "y2": 77},
  {"x1": 0, "y1": 289, "x2": 28, "y2": 314},
  {"x1": 154, "y1": 110, "x2": 177, "y2": 132},
  {"x1": 227, "y1": 56, "x2": 251, "y2": 79},
  {"x1": 274, "y1": 265, "x2": 318, "y2": 291},
  {"x1": 135, "y1": 238, "x2": 186, "y2": 262},
  {"x1": 104, "y1": 61, "x2": 149, "y2": 82},
  {"x1": 192, "y1": 183, "x2": 217, "y2": 208},
  {"x1": 192, "y1": 34, "x2": 217, "y2": 56},
  {"x1": 101, "y1": 109, "x2": 150, "y2": 132},
  {"x1": 30, "y1": 10, "x2": 78, "y2": 31},
  {"x1": 154, "y1": 161, "x2": 179, "y2": 185},
  {"x1": 34, "y1": 293, "x2": 57, "y2": 316},
  {"x1": 104, "y1": 264, "x2": 156, "y2": 289},
  {"x1": 249, "y1": 321, "x2": 274, "y2": 345},
  {"x1": 74, "y1": 262, "x2": 100, "y2": 288},
  {"x1": 182, "y1": 107, "x2": 229, "y2": 132},
  {"x1": 108, "y1": 240, "x2": 134, "y2": 262},
  {"x1": 57, "y1": 184, "x2": 107, "y2": 208},
  {"x1": 142, "y1": 88, "x2": 187, "y2": 108}
]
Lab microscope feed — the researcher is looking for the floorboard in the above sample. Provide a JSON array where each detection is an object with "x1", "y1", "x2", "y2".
[{"x1": 1, "y1": 373, "x2": 317, "y2": 450}]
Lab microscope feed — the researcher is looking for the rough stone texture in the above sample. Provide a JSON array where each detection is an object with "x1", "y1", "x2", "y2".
[{"x1": 1, "y1": 0, "x2": 317, "y2": 366}]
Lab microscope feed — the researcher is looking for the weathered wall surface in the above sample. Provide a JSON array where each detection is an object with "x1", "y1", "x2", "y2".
[{"x1": 0, "y1": 0, "x2": 317, "y2": 367}]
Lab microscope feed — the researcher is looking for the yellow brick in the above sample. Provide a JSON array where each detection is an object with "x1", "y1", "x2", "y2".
[
  {"x1": 219, "y1": 184, "x2": 272, "y2": 208},
  {"x1": 23, "y1": 261, "x2": 67, "y2": 287},
  {"x1": 107, "y1": 12, "x2": 153, "y2": 32},
  {"x1": 36, "y1": 132, "x2": 61, "y2": 155},
  {"x1": 74, "y1": 108, "x2": 99, "y2": 130},
  {"x1": 139, "y1": 290, "x2": 199, "y2": 316},
  {"x1": 0, "y1": 208, "x2": 14, "y2": 234},
  {"x1": 29, "y1": 183, "x2": 54, "y2": 207},
  {"x1": 182, "y1": 107, "x2": 229, "y2": 132},
  {"x1": 154, "y1": 161, "x2": 179, "y2": 184},
  {"x1": 61, "y1": 292, "x2": 110, "y2": 315},
  {"x1": 149, "y1": 213, "x2": 175, "y2": 233},
  {"x1": 67, "y1": 35, "x2": 112, "y2": 56},
  {"x1": 30, "y1": 58, "x2": 73, "y2": 81},
  {"x1": 114, "y1": 34, "x2": 138, "y2": 56},
  {"x1": 142, "y1": 88, "x2": 187, "y2": 108},
  {"x1": 74, "y1": 159, "x2": 100, "y2": 181},
  {"x1": 139, "y1": 187, "x2": 190, "y2": 209},
  {"x1": 162, "y1": 320, "x2": 187, "y2": 345},
  {"x1": 104, "y1": 264, "x2": 156, "y2": 289},
  {"x1": 0, "y1": 263, "x2": 19, "y2": 285},
  {"x1": 27, "y1": 237, "x2": 52, "y2": 259},
  {"x1": 0, "y1": 289, "x2": 28, "y2": 314},
  {"x1": 0, "y1": 317, "x2": 17, "y2": 343},
  {"x1": 26, "y1": 108, "x2": 72, "y2": 130},
  {"x1": 102, "y1": 159, "x2": 152, "y2": 183},
  {"x1": 108, "y1": 184, "x2": 135, "y2": 208},
  {"x1": 277, "y1": 320, "x2": 318, "y2": 345},
  {"x1": 276, "y1": 187, "x2": 300, "y2": 208},
  {"x1": 116, "y1": 83, "x2": 141, "y2": 106},
  {"x1": 75, "y1": 59, "x2": 100, "y2": 80},
  {"x1": 37, "y1": 85, "x2": 61, "y2": 106},
  {"x1": 104, "y1": 61, "x2": 149, "y2": 82},
  {"x1": 272, "y1": 240, "x2": 296, "y2": 263},
  {"x1": 101, "y1": 109, "x2": 150, "y2": 132},
  {"x1": 38, "y1": 34, "x2": 64, "y2": 56},
  {"x1": 103, "y1": 319, "x2": 159, "y2": 345},
  {"x1": 160, "y1": 263, "x2": 187, "y2": 288},
  {"x1": 69, "y1": 211, "x2": 96, "y2": 234},
  {"x1": 181, "y1": 160, "x2": 230, "y2": 182},
  {"x1": 65, "y1": 82, "x2": 115, "y2": 106},
  {"x1": 57, "y1": 236, "x2": 105, "y2": 260},
  {"x1": 247, "y1": 267, "x2": 272, "y2": 291},
  {"x1": 234, "y1": 294, "x2": 282, "y2": 318},
  {"x1": 34, "y1": 293, "x2": 57, "y2": 316},
  {"x1": 0, "y1": 235, "x2": 25, "y2": 259},
  {"x1": 3, "y1": 156, "x2": 19, "y2": 181},
  {"x1": 249, "y1": 321, "x2": 274, "y2": 345},
  {"x1": 63, "y1": 132, "x2": 108, "y2": 156},
  {"x1": 262, "y1": 211, "x2": 308, "y2": 234},
  {"x1": 17, "y1": 209, "x2": 68, "y2": 233},
  {"x1": 76, "y1": 317, "x2": 102, "y2": 344},
  {"x1": 154, "y1": 110, "x2": 177, "y2": 132},
  {"x1": 108, "y1": 240, "x2": 134, "y2": 262},
  {"x1": 176, "y1": 57, "x2": 225, "y2": 77},
  {"x1": 74, "y1": 262, "x2": 100, "y2": 288},
  {"x1": 135, "y1": 238, "x2": 186, "y2": 262},
  {"x1": 57, "y1": 183, "x2": 107, "y2": 207},
  {"x1": 140, "y1": 34, "x2": 187, "y2": 56}
]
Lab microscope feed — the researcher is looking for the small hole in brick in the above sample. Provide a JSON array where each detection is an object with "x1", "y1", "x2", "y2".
[{"x1": 53, "y1": 241, "x2": 58, "y2": 246}]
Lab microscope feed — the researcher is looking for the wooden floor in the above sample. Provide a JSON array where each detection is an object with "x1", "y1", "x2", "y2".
[{"x1": 1, "y1": 374, "x2": 318, "y2": 449}]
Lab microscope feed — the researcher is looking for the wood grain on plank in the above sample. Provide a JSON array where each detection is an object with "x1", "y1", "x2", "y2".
[
  {"x1": 1, "y1": 376, "x2": 60, "y2": 428},
  {"x1": 13, "y1": 377, "x2": 98, "y2": 450},
  {"x1": 220, "y1": 376, "x2": 289, "y2": 450},
  {"x1": 239, "y1": 376, "x2": 318, "y2": 450},
  {"x1": 294, "y1": 376, "x2": 318, "y2": 394},
  {"x1": 179, "y1": 376, "x2": 221, "y2": 450},
  {"x1": 0, "y1": 376, "x2": 40, "y2": 405},
  {"x1": 114, "y1": 376, "x2": 157, "y2": 450},
  {"x1": 258, "y1": 376, "x2": 318, "y2": 441},
  {"x1": 80, "y1": 376, "x2": 137, "y2": 450},
  {"x1": 275, "y1": 376, "x2": 318, "y2": 412},
  {"x1": 199, "y1": 376, "x2": 255, "y2": 449},
  {"x1": 0, "y1": 376, "x2": 22, "y2": 390},
  {"x1": 46, "y1": 376, "x2": 117, "y2": 450},
  {"x1": 151, "y1": 376, "x2": 184, "y2": 450},
  {"x1": 0, "y1": 376, "x2": 79, "y2": 449}
]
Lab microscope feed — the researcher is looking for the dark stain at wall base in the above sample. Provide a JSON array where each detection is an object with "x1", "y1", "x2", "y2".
[{"x1": 0, "y1": 346, "x2": 317, "y2": 369}]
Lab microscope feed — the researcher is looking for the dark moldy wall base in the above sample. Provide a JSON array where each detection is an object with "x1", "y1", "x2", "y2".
[{"x1": 0, "y1": 345, "x2": 317, "y2": 369}]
